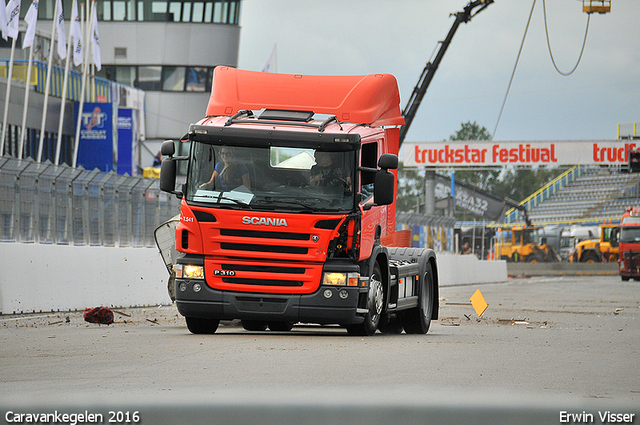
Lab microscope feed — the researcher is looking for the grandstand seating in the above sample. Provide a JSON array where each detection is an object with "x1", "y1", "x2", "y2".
[{"x1": 526, "y1": 167, "x2": 640, "y2": 225}]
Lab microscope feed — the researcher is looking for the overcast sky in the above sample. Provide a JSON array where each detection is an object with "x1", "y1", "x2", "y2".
[{"x1": 236, "y1": 0, "x2": 638, "y2": 143}]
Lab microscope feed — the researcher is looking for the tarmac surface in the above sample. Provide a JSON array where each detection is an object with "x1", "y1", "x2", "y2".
[{"x1": 1, "y1": 275, "x2": 638, "y2": 424}]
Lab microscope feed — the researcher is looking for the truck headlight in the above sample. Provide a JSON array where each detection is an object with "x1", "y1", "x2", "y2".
[
  {"x1": 322, "y1": 272, "x2": 359, "y2": 286},
  {"x1": 174, "y1": 264, "x2": 204, "y2": 279}
]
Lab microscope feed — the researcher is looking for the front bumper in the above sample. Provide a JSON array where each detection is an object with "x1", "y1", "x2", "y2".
[{"x1": 175, "y1": 278, "x2": 366, "y2": 325}]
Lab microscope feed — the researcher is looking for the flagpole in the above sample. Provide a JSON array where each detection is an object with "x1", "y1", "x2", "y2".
[
  {"x1": 55, "y1": 17, "x2": 74, "y2": 166},
  {"x1": 37, "y1": 0, "x2": 60, "y2": 163},
  {"x1": 72, "y1": 1, "x2": 90, "y2": 168},
  {"x1": 0, "y1": 37, "x2": 16, "y2": 156},
  {"x1": 18, "y1": 44, "x2": 35, "y2": 160}
]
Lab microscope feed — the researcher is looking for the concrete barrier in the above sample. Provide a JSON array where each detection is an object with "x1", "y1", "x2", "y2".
[
  {"x1": 435, "y1": 252, "x2": 508, "y2": 286},
  {"x1": 507, "y1": 262, "x2": 619, "y2": 277},
  {"x1": 0, "y1": 244, "x2": 508, "y2": 314},
  {"x1": 0, "y1": 244, "x2": 170, "y2": 315}
]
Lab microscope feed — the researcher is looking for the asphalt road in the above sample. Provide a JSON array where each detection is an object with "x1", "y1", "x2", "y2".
[{"x1": 1, "y1": 275, "x2": 638, "y2": 424}]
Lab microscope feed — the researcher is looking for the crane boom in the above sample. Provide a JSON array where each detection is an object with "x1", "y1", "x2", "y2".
[{"x1": 399, "y1": 0, "x2": 494, "y2": 147}]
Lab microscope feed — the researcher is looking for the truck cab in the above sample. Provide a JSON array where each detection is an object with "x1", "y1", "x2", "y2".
[
  {"x1": 619, "y1": 207, "x2": 640, "y2": 280},
  {"x1": 159, "y1": 67, "x2": 439, "y2": 336}
]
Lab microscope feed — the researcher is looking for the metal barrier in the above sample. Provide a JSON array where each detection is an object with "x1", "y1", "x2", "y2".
[{"x1": 0, "y1": 156, "x2": 180, "y2": 247}]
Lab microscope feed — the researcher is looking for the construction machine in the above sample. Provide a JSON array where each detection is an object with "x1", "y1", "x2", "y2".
[
  {"x1": 494, "y1": 200, "x2": 560, "y2": 262},
  {"x1": 570, "y1": 223, "x2": 619, "y2": 263}
]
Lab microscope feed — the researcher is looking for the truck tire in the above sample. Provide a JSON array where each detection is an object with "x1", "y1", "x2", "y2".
[
  {"x1": 401, "y1": 260, "x2": 435, "y2": 334},
  {"x1": 347, "y1": 263, "x2": 384, "y2": 336},
  {"x1": 185, "y1": 317, "x2": 219, "y2": 334}
]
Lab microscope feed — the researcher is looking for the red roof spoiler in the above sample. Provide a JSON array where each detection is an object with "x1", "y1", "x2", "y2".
[{"x1": 205, "y1": 67, "x2": 405, "y2": 127}]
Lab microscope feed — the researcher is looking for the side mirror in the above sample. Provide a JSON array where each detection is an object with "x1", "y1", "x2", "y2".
[
  {"x1": 378, "y1": 153, "x2": 398, "y2": 170},
  {"x1": 161, "y1": 140, "x2": 175, "y2": 157},
  {"x1": 373, "y1": 170, "x2": 395, "y2": 206},
  {"x1": 160, "y1": 158, "x2": 178, "y2": 195}
]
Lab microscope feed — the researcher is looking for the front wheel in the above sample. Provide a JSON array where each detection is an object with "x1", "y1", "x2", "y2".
[
  {"x1": 401, "y1": 260, "x2": 435, "y2": 334},
  {"x1": 347, "y1": 263, "x2": 384, "y2": 336},
  {"x1": 581, "y1": 252, "x2": 600, "y2": 263},
  {"x1": 185, "y1": 317, "x2": 220, "y2": 334},
  {"x1": 527, "y1": 253, "x2": 544, "y2": 263}
]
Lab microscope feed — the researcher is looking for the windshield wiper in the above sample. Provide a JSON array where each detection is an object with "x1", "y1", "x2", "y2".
[
  {"x1": 196, "y1": 192, "x2": 252, "y2": 208},
  {"x1": 254, "y1": 197, "x2": 326, "y2": 211}
]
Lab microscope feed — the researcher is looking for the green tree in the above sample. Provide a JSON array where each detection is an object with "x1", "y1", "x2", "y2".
[
  {"x1": 448, "y1": 121, "x2": 500, "y2": 191},
  {"x1": 491, "y1": 166, "x2": 569, "y2": 203}
]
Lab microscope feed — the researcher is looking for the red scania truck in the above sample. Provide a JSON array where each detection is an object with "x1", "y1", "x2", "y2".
[
  {"x1": 618, "y1": 206, "x2": 640, "y2": 281},
  {"x1": 159, "y1": 67, "x2": 438, "y2": 336}
]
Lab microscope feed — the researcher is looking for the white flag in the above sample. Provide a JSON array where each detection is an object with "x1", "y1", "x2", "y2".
[
  {"x1": 261, "y1": 44, "x2": 277, "y2": 73},
  {"x1": 55, "y1": 0, "x2": 66, "y2": 59},
  {"x1": 70, "y1": 0, "x2": 82, "y2": 67},
  {"x1": 5, "y1": 0, "x2": 20, "y2": 40},
  {"x1": 91, "y1": 5, "x2": 101, "y2": 70},
  {"x1": 22, "y1": 0, "x2": 38, "y2": 49},
  {"x1": 0, "y1": 0, "x2": 8, "y2": 41}
]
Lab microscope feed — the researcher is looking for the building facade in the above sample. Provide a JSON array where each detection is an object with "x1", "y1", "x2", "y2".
[{"x1": 1, "y1": 0, "x2": 241, "y2": 167}]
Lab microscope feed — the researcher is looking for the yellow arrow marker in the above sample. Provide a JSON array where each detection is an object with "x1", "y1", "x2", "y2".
[{"x1": 470, "y1": 289, "x2": 488, "y2": 317}]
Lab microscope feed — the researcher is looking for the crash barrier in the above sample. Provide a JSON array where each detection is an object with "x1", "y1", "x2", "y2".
[
  {"x1": 0, "y1": 243, "x2": 170, "y2": 314},
  {"x1": 2, "y1": 387, "x2": 637, "y2": 425},
  {"x1": 507, "y1": 261, "x2": 618, "y2": 277},
  {"x1": 436, "y1": 251, "x2": 508, "y2": 285},
  {"x1": 0, "y1": 156, "x2": 179, "y2": 247},
  {"x1": 0, "y1": 244, "x2": 506, "y2": 314}
]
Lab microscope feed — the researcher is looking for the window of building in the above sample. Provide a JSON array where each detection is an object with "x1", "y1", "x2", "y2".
[
  {"x1": 138, "y1": 66, "x2": 162, "y2": 91},
  {"x1": 37, "y1": 0, "x2": 239, "y2": 23},
  {"x1": 192, "y1": 2, "x2": 204, "y2": 22},
  {"x1": 185, "y1": 67, "x2": 210, "y2": 92},
  {"x1": 99, "y1": 65, "x2": 216, "y2": 92},
  {"x1": 168, "y1": 1, "x2": 182, "y2": 21},
  {"x1": 116, "y1": 66, "x2": 137, "y2": 87},
  {"x1": 162, "y1": 66, "x2": 186, "y2": 91}
]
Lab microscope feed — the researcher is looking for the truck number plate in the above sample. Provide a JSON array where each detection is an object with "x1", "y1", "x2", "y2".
[{"x1": 214, "y1": 270, "x2": 236, "y2": 276}]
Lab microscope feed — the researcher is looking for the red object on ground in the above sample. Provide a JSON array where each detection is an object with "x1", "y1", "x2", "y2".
[{"x1": 83, "y1": 307, "x2": 114, "y2": 325}]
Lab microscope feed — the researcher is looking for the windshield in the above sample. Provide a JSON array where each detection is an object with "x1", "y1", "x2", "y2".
[
  {"x1": 622, "y1": 216, "x2": 640, "y2": 225},
  {"x1": 185, "y1": 142, "x2": 356, "y2": 212},
  {"x1": 620, "y1": 227, "x2": 640, "y2": 243}
]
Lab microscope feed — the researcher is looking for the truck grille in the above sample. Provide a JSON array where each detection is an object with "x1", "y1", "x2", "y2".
[
  {"x1": 220, "y1": 228, "x2": 309, "y2": 240},
  {"x1": 217, "y1": 228, "x2": 310, "y2": 255},
  {"x1": 220, "y1": 242, "x2": 308, "y2": 255},
  {"x1": 222, "y1": 277, "x2": 304, "y2": 287},
  {"x1": 202, "y1": 220, "x2": 333, "y2": 294}
]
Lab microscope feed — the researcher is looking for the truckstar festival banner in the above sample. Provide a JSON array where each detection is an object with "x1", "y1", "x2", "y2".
[{"x1": 403, "y1": 140, "x2": 637, "y2": 167}]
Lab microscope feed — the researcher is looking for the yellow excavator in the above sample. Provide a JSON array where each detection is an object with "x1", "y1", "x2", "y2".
[{"x1": 495, "y1": 203, "x2": 560, "y2": 263}]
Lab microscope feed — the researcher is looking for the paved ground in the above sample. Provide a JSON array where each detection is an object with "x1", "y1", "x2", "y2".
[{"x1": 1, "y1": 275, "x2": 638, "y2": 424}]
